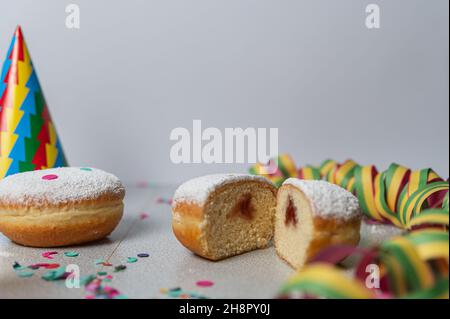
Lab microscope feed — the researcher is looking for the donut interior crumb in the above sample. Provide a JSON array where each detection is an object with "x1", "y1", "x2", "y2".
[{"x1": 201, "y1": 182, "x2": 276, "y2": 260}]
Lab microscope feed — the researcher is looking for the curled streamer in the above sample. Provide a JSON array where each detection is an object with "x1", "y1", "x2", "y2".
[
  {"x1": 254, "y1": 155, "x2": 449, "y2": 299},
  {"x1": 250, "y1": 154, "x2": 449, "y2": 230},
  {"x1": 279, "y1": 230, "x2": 449, "y2": 299}
]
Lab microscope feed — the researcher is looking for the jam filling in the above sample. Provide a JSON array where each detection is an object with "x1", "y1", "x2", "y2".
[
  {"x1": 285, "y1": 196, "x2": 298, "y2": 227},
  {"x1": 229, "y1": 193, "x2": 254, "y2": 220}
]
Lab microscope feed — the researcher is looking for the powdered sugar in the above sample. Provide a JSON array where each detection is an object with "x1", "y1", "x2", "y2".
[
  {"x1": 283, "y1": 178, "x2": 361, "y2": 220},
  {"x1": 0, "y1": 167, "x2": 125, "y2": 207},
  {"x1": 360, "y1": 221, "x2": 404, "y2": 247},
  {"x1": 173, "y1": 173, "x2": 272, "y2": 205}
]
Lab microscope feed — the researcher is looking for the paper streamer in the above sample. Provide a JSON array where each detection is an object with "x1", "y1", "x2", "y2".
[
  {"x1": 279, "y1": 263, "x2": 374, "y2": 299},
  {"x1": 252, "y1": 155, "x2": 449, "y2": 299},
  {"x1": 250, "y1": 154, "x2": 449, "y2": 230},
  {"x1": 279, "y1": 231, "x2": 449, "y2": 299},
  {"x1": 249, "y1": 154, "x2": 297, "y2": 187},
  {"x1": 0, "y1": 26, "x2": 67, "y2": 179}
]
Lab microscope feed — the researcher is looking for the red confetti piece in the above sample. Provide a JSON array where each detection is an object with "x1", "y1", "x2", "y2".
[
  {"x1": 29, "y1": 263, "x2": 60, "y2": 270},
  {"x1": 196, "y1": 280, "x2": 214, "y2": 288},
  {"x1": 156, "y1": 197, "x2": 173, "y2": 205},
  {"x1": 136, "y1": 181, "x2": 150, "y2": 188},
  {"x1": 139, "y1": 212, "x2": 149, "y2": 220},
  {"x1": 42, "y1": 174, "x2": 58, "y2": 181},
  {"x1": 42, "y1": 251, "x2": 58, "y2": 259}
]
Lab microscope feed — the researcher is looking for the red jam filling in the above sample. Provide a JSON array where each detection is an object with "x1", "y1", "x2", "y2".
[
  {"x1": 285, "y1": 196, "x2": 298, "y2": 227},
  {"x1": 230, "y1": 193, "x2": 254, "y2": 220}
]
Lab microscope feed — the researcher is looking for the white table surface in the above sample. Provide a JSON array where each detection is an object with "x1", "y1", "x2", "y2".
[{"x1": 0, "y1": 185, "x2": 402, "y2": 299}]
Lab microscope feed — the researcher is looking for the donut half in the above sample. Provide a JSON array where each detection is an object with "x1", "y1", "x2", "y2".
[
  {"x1": 275, "y1": 179, "x2": 362, "y2": 269},
  {"x1": 172, "y1": 174, "x2": 277, "y2": 260}
]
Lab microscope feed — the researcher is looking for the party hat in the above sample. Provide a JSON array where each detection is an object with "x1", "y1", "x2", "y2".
[{"x1": 0, "y1": 26, "x2": 67, "y2": 179}]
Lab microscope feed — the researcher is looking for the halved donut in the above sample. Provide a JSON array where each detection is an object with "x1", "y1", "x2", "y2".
[
  {"x1": 275, "y1": 179, "x2": 362, "y2": 269},
  {"x1": 172, "y1": 174, "x2": 277, "y2": 260}
]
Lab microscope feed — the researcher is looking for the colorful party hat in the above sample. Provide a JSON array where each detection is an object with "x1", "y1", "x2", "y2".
[{"x1": 0, "y1": 26, "x2": 67, "y2": 179}]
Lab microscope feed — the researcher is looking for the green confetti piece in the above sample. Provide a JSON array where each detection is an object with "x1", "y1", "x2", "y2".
[
  {"x1": 12, "y1": 261, "x2": 26, "y2": 271},
  {"x1": 127, "y1": 257, "x2": 138, "y2": 263},
  {"x1": 114, "y1": 265, "x2": 127, "y2": 272},
  {"x1": 80, "y1": 275, "x2": 96, "y2": 286},
  {"x1": 97, "y1": 271, "x2": 108, "y2": 276},
  {"x1": 64, "y1": 251, "x2": 79, "y2": 257},
  {"x1": 42, "y1": 267, "x2": 66, "y2": 281},
  {"x1": 168, "y1": 290, "x2": 183, "y2": 298},
  {"x1": 17, "y1": 271, "x2": 34, "y2": 278}
]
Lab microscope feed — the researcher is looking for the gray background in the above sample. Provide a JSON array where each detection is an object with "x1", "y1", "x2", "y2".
[{"x1": 0, "y1": 0, "x2": 448, "y2": 184}]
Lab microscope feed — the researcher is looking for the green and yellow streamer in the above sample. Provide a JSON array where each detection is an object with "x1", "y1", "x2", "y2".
[
  {"x1": 254, "y1": 154, "x2": 449, "y2": 299},
  {"x1": 250, "y1": 154, "x2": 449, "y2": 230}
]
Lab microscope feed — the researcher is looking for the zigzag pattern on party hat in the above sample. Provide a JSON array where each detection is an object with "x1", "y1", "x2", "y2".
[{"x1": 0, "y1": 26, "x2": 67, "y2": 179}]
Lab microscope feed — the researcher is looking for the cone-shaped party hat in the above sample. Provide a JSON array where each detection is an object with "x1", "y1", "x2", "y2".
[{"x1": 0, "y1": 26, "x2": 67, "y2": 179}]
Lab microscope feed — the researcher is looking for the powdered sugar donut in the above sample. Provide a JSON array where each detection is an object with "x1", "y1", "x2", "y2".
[
  {"x1": 0, "y1": 167, "x2": 125, "y2": 247},
  {"x1": 172, "y1": 174, "x2": 277, "y2": 260},
  {"x1": 275, "y1": 179, "x2": 362, "y2": 269}
]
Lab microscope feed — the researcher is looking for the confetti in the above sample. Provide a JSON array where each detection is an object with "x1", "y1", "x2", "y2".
[
  {"x1": 12, "y1": 261, "x2": 26, "y2": 271},
  {"x1": 80, "y1": 275, "x2": 96, "y2": 286},
  {"x1": 156, "y1": 197, "x2": 173, "y2": 205},
  {"x1": 137, "y1": 253, "x2": 149, "y2": 258},
  {"x1": 85, "y1": 277, "x2": 126, "y2": 299},
  {"x1": 114, "y1": 265, "x2": 127, "y2": 272},
  {"x1": 12, "y1": 253, "x2": 126, "y2": 299},
  {"x1": 17, "y1": 271, "x2": 34, "y2": 278},
  {"x1": 42, "y1": 267, "x2": 68, "y2": 281},
  {"x1": 168, "y1": 289, "x2": 183, "y2": 298},
  {"x1": 42, "y1": 251, "x2": 58, "y2": 259},
  {"x1": 136, "y1": 181, "x2": 157, "y2": 189},
  {"x1": 196, "y1": 280, "x2": 214, "y2": 288},
  {"x1": 136, "y1": 181, "x2": 150, "y2": 188},
  {"x1": 42, "y1": 174, "x2": 58, "y2": 181},
  {"x1": 13, "y1": 261, "x2": 60, "y2": 278},
  {"x1": 64, "y1": 251, "x2": 79, "y2": 257},
  {"x1": 139, "y1": 212, "x2": 149, "y2": 220},
  {"x1": 29, "y1": 263, "x2": 60, "y2": 270},
  {"x1": 161, "y1": 287, "x2": 208, "y2": 299},
  {"x1": 127, "y1": 257, "x2": 138, "y2": 263},
  {"x1": 80, "y1": 168, "x2": 93, "y2": 171},
  {"x1": 94, "y1": 259, "x2": 112, "y2": 267}
]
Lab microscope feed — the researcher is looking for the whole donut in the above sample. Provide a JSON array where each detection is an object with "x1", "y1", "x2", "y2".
[{"x1": 0, "y1": 167, "x2": 125, "y2": 247}]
